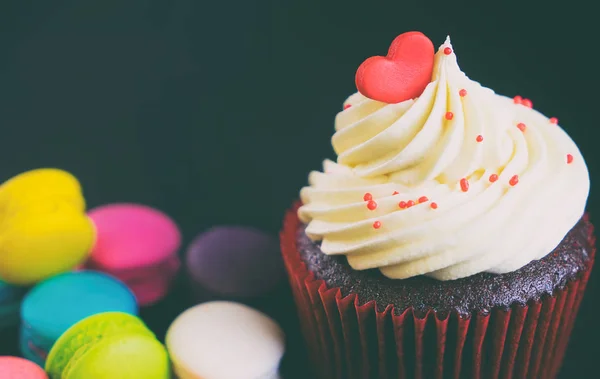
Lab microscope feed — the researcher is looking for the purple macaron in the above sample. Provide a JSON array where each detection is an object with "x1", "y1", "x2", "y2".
[{"x1": 185, "y1": 226, "x2": 284, "y2": 299}]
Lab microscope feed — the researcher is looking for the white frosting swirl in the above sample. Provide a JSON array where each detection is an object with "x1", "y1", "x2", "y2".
[{"x1": 298, "y1": 37, "x2": 590, "y2": 281}]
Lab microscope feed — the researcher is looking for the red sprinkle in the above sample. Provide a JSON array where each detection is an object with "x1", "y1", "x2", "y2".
[
  {"x1": 418, "y1": 196, "x2": 429, "y2": 203},
  {"x1": 367, "y1": 200, "x2": 377, "y2": 210},
  {"x1": 392, "y1": 191, "x2": 399, "y2": 195},
  {"x1": 444, "y1": 47, "x2": 452, "y2": 55},
  {"x1": 459, "y1": 89, "x2": 467, "y2": 97},
  {"x1": 344, "y1": 104, "x2": 352, "y2": 110},
  {"x1": 489, "y1": 174, "x2": 498, "y2": 183},
  {"x1": 445, "y1": 112, "x2": 454, "y2": 120},
  {"x1": 567, "y1": 154, "x2": 574, "y2": 164},
  {"x1": 373, "y1": 221, "x2": 382, "y2": 229},
  {"x1": 460, "y1": 178, "x2": 469, "y2": 192},
  {"x1": 517, "y1": 122, "x2": 526, "y2": 132},
  {"x1": 549, "y1": 117, "x2": 558, "y2": 124},
  {"x1": 476, "y1": 135, "x2": 483, "y2": 142},
  {"x1": 513, "y1": 95, "x2": 523, "y2": 104},
  {"x1": 509, "y1": 175, "x2": 519, "y2": 186},
  {"x1": 398, "y1": 201, "x2": 407, "y2": 209},
  {"x1": 521, "y1": 98, "x2": 533, "y2": 108},
  {"x1": 430, "y1": 202, "x2": 438, "y2": 209},
  {"x1": 406, "y1": 200, "x2": 415, "y2": 208},
  {"x1": 363, "y1": 193, "x2": 372, "y2": 201}
]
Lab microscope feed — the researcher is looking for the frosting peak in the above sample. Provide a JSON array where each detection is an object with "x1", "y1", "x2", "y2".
[{"x1": 298, "y1": 36, "x2": 589, "y2": 281}]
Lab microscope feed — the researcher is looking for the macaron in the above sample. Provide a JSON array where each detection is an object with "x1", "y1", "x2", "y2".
[
  {"x1": 0, "y1": 168, "x2": 84, "y2": 209},
  {"x1": 185, "y1": 226, "x2": 284, "y2": 298},
  {"x1": 0, "y1": 356, "x2": 48, "y2": 379},
  {"x1": 166, "y1": 301, "x2": 285, "y2": 379},
  {"x1": 20, "y1": 271, "x2": 137, "y2": 366},
  {"x1": 0, "y1": 279, "x2": 27, "y2": 330},
  {"x1": 85, "y1": 203, "x2": 181, "y2": 306},
  {"x1": 0, "y1": 168, "x2": 95, "y2": 285},
  {"x1": 45, "y1": 312, "x2": 169, "y2": 379}
]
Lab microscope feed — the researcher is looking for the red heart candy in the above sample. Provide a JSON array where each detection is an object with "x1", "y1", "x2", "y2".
[{"x1": 355, "y1": 31, "x2": 435, "y2": 104}]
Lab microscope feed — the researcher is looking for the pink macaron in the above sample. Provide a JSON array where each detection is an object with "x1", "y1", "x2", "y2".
[
  {"x1": 85, "y1": 203, "x2": 181, "y2": 306},
  {"x1": 0, "y1": 356, "x2": 48, "y2": 378}
]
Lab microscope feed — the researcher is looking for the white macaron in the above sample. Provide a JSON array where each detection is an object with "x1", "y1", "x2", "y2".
[{"x1": 166, "y1": 301, "x2": 285, "y2": 379}]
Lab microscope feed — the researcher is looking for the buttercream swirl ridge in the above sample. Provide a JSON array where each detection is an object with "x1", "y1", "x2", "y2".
[{"x1": 298, "y1": 37, "x2": 589, "y2": 281}]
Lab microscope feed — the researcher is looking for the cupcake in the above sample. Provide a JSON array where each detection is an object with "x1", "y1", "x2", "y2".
[{"x1": 281, "y1": 32, "x2": 594, "y2": 379}]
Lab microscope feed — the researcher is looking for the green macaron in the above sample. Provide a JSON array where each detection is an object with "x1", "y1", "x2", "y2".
[{"x1": 45, "y1": 312, "x2": 170, "y2": 379}]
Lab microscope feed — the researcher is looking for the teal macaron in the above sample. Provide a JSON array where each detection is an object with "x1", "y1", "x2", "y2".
[{"x1": 20, "y1": 270, "x2": 137, "y2": 366}]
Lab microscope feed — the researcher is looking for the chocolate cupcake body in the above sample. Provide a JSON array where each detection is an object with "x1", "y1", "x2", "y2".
[
  {"x1": 283, "y1": 204, "x2": 595, "y2": 379},
  {"x1": 297, "y1": 218, "x2": 593, "y2": 317}
]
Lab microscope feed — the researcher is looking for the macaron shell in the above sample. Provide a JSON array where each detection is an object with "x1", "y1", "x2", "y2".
[
  {"x1": 46, "y1": 312, "x2": 151, "y2": 378},
  {"x1": 63, "y1": 334, "x2": 169, "y2": 379},
  {"x1": 0, "y1": 356, "x2": 48, "y2": 379},
  {"x1": 87, "y1": 203, "x2": 181, "y2": 269},
  {"x1": 0, "y1": 168, "x2": 84, "y2": 212},
  {"x1": 0, "y1": 207, "x2": 95, "y2": 285},
  {"x1": 166, "y1": 301, "x2": 285, "y2": 379},
  {"x1": 1, "y1": 195, "x2": 84, "y2": 221}
]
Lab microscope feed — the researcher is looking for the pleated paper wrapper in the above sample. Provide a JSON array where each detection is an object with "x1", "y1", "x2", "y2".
[{"x1": 281, "y1": 204, "x2": 595, "y2": 379}]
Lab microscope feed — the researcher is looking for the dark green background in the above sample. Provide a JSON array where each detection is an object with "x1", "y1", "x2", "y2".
[{"x1": 1, "y1": 0, "x2": 598, "y2": 377}]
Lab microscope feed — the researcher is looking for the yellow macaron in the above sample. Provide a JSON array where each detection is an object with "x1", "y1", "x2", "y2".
[
  {"x1": 0, "y1": 168, "x2": 85, "y2": 211},
  {"x1": 0, "y1": 169, "x2": 95, "y2": 285}
]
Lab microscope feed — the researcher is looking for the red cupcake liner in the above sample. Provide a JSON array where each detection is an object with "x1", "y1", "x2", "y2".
[{"x1": 281, "y1": 203, "x2": 595, "y2": 379}]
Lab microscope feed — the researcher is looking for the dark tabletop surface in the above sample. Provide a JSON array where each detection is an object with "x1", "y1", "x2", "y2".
[{"x1": 1, "y1": 0, "x2": 599, "y2": 377}]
